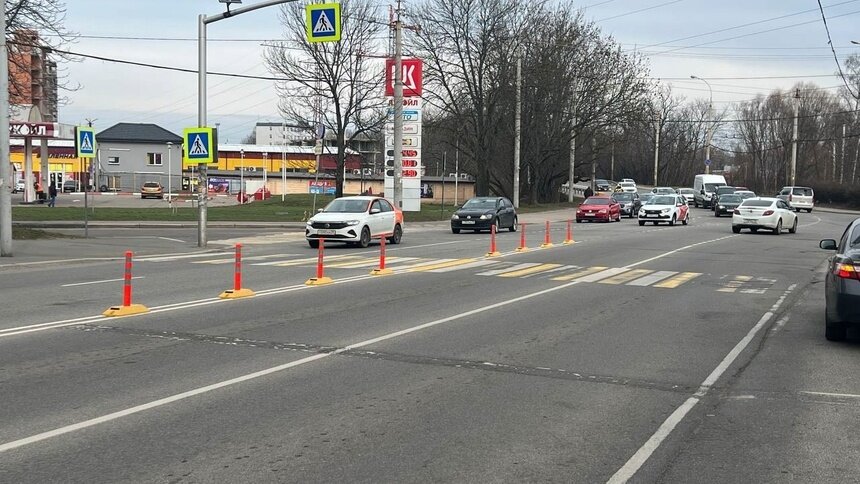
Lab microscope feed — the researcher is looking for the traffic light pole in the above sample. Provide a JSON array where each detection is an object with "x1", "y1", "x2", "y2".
[
  {"x1": 0, "y1": 0, "x2": 11, "y2": 256},
  {"x1": 392, "y1": 3, "x2": 404, "y2": 208}
]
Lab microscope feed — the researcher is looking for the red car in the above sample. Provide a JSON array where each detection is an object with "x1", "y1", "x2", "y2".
[{"x1": 576, "y1": 196, "x2": 622, "y2": 223}]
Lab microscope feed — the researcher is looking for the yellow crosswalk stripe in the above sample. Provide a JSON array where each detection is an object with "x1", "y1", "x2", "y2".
[
  {"x1": 327, "y1": 256, "x2": 417, "y2": 268},
  {"x1": 408, "y1": 259, "x2": 477, "y2": 272},
  {"x1": 599, "y1": 269, "x2": 653, "y2": 285},
  {"x1": 498, "y1": 263, "x2": 562, "y2": 278},
  {"x1": 653, "y1": 272, "x2": 701, "y2": 288},
  {"x1": 551, "y1": 266, "x2": 609, "y2": 281},
  {"x1": 268, "y1": 255, "x2": 363, "y2": 267}
]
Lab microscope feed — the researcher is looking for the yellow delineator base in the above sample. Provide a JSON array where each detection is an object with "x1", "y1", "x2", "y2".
[
  {"x1": 305, "y1": 276, "x2": 334, "y2": 286},
  {"x1": 540, "y1": 242, "x2": 554, "y2": 248},
  {"x1": 219, "y1": 288, "x2": 256, "y2": 299},
  {"x1": 485, "y1": 251, "x2": 502, "y2": 257},
  {"x1": 563, "y1": 239, "x2": 575, "y2": 245},
  {"x1": 370, "y1": 268, "x2": 393, "y2": 276},
  {"x1": 515, "y1": 246, "x2": 529, "y2": 252},
  {"x1": 102, "y1": 304, "x2": 149, "y2": 317}
]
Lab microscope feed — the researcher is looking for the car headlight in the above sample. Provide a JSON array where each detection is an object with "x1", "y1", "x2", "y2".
[
  {"x1": 599, "y1": 209, "x2": 607, "y2": 214},
  {"x1": 661, "y1": 208, "x2": 670, "y2": 213},
  {"x1": 451, "y1": 214, "x2": 459, "y2": 220},
  {"x1": 719, "y1": 205, "x2": 724, "y2": 209},
  {"x1": 306, "y1": 220, "x2": 313, "y2": 226},
  {"x1": 480, "y1": 214, "x2": 491, "y2": 220},
  {"x1": 345, "y1": 220, "x2": 360, "y2": 226}
]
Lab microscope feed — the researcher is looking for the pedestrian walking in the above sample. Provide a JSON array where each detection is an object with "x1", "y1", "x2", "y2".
[{"x1": 48, "y1": 182, "x2": 58, "y2": 207}]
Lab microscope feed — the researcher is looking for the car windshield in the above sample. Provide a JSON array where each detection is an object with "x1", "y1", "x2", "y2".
[
  {"x1": 740, "y1": 200, "x2": 773, "y2": 208},
  {"x1": 462, "y1": 198, "x2": 497, "y2": 209},
  {"x1": 596, "y1": 179, "x2": 608, "y2": 184},
  {"x1": 324, "y1": 198, "x2": 370, "y2": 213},
  {"x1": 738, "y1": 192, "x2": 756, "y2": 199},
  {"x1": 719, "y1": 195, "x2": 742, "y2": 203},
  {"x1": 716, "y1": 187, "x2": 735, "y2": 195},
  {"x1": 620, "y1": 182, "x2": 635, "y2": 187},
  {"x1": 613, "y1": 193, "x2": 633, "y2": 201},
  {"x1": 650, "y1": 196, "x2": 676, "y2": 205},
  {"x1": 640, "y1": 194, "x2": 654, "y2": 202},
  {"x1": 704, "y1": 183, "x2": 724, "y2": 192},
  {"x1": 583, "y1": 198, "x2": 610, "y2": 205},
  {"x1": 679, "y1": 189, "x2": 694, "y2": 194},
  {"x1": 143, "y1": 183, "x2": 160, "y2": 188}
]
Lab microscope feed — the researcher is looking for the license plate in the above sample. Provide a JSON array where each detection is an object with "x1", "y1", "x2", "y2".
[
  {"x1": 461, "y1": 220, "x2": 475, "y2": 224},
  {"x1": 317, "y1": 229, "x2": 336, "y2": 235},
  {"x1": 586, "y1": 213, "x2": 594, "y2": 217},
  {"x1": 743, "y1": 219, "x2": 756, "y2": 224}
]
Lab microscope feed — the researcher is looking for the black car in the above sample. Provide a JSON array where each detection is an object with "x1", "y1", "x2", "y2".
[
  {"x1": 711, "y1": 186, "x2": 736, "y2": 210},
  {"x1": 62, "y1": 180, "x2": 78, "y2": 192},
  {"x1": 613, "y1": 192, "x2": 641, "y2": 218},
  {"x1": 713, "y1": 193, "x2": 743, "y2": 217},
  {"x1": 451, "y1": 197, "x2": 517, "y2": 234},
  {"x1": 595, "y1": 179, "x2": 611, "y2": 191},
  {"x1": 820, "y1": 217, "x2": 860, "y2": 341}
]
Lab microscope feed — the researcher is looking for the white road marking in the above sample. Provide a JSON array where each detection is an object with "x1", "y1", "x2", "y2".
[
  {"x1": 137, "y1": 253, "x2": 224, "y2": 262},
  {"x1": 626, "y1": 271, "x2": 676, "y2": 287},
  {"x1": 0, "y1": 234, "x2": 742, "y2": 454},
  {"x1": 800, "y1": 391, "x2": 860, "y2": 399},
  {"x1": 0, "y1": 257, "x2": 119, "y2": 268},
  {"x1": 157, "y1": 237, "x2": 185, "y2": 243},
  {"x1": 62, "y1": 277, "x2": 144, "y2": 287},
  {"x1": 428, "y1": 259, "x2": 500, "y2": 273},
  {"x1": 476, "y1": 263, "x2": 539, "y2": 276},
  {"x1": 607, "y1": 283, "x2": 797, "y2": 484},
  {"x1": 576, "y1": 267, "x2": 629, "y2": 283}
]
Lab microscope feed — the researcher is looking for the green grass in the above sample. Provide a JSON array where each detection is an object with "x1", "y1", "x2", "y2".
[
  {"x1": 11, "y1": 195, "x2": 580, "y2": 223},
  {"x1": 12, "y1": 227, "x2": 80, "y2": 239}
]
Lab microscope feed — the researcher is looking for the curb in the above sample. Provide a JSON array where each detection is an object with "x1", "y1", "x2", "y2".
[{"x1": 812, "y1": 206, "x2": 860, "y2": 215}]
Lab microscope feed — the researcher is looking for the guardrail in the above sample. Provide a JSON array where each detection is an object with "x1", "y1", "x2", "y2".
[{"x1": 560, "y1": 183, "x2": 590, "y2": 198}]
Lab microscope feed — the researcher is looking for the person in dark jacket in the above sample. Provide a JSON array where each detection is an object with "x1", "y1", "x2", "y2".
[{"x1": 47, "y1": 182, "x2": 58, "y2": 207}]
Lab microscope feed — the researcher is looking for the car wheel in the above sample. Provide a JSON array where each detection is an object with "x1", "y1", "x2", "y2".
[
  {"x1": 653, "y1": 221, "x2": 658, "y2": 226},
  {"x1": 807, "y1": 208, "x2": 813, "y2": 213},
  {"x1": 358, "y1": 226, "x2": 371, "y2": 248},
  {"x1": 389, "y1": 224, "x2": 403, "y2": 244},
  {"x1": 788, "y1": 217, "x2": 797, "y2": 234},
  {"x1": 509, "y1": 217, "x2": 518, "y2": 232},
  {"x1": 452, "y1": 227, "x2": 460, "y2": 234},
  {"x1": 308, "y1": 239, "x2": 320, "y2": 249},
  {"x1": 825, "y1": 311, "x2": 847, "y2": 341},
  {"x1": 576, "y1": 219, "x2": 582, "y2": 223},
  {"x1": 682, "y1": 213, "x2": 689, "y2": 225},
  {"x1": 732, "y1": 226, "x2": 741, "y2": 234},
  {"x1": 773, "y1": 219, "x2": 782, "y2": 235},
  {"x1": 638, "y1": 220, "x2": 645, "y2": 226},
  {"x1": 714, "y1": 210, "x2": 720, "y2": 217},
  {"x1": 751, "y1": 228, "x2": 758, "y2": 233},
  {"x1": 494, "y1": 218, "x2": 501, "y2": 232},
  {"x1": 669, "y1": 214, "x2": 676, "y2": 226}
]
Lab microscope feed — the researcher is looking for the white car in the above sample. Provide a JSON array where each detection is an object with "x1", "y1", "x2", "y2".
[
  {"x1": 616, "y1": 182, "x2": 637, "y2": 193},
  {"x1": 305, "y1": 196, "x2": 403, "y2": 248},
  {"x1": 677, "y1": 188, "x2": 696, "y2": 204},
  {"x1": 638, "y1": 194, "x2": 691, "y2": 226},
  {"x1": 731, "y1": 197, "x2": 797, "y2": 234},
  {"x1": 13, "y1": 179, "x2": 26, "y2": 193},
  {"x1": 777, "y1": 186, "x2": 814, "y2": 213},
  {"x1": 621, "y1": 178, "x2": 635, "y2": 184}
]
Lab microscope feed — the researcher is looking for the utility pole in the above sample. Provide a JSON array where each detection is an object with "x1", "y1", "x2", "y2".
[
  {"x1": 654, "y1": 114, "x2": 661, "y2": 187},
  {"x1": 840, "y1": 123, "x2": 846, "y2": 184},
  {"x1": 790, "y1": 89, "x2": 799, "y2": 187},
  {"x1": 610, "y1": 141, "x2": 615, "y2": 182},
  {"x1": 454, "y1": 137, "x2": 459, "y2": 206},
  {"x1": 591, "y1": 137, "x2": 597, "y2": 193},
  {"x1": 392, "y1": 0, "x2": 404, "y2": 208},
  {"x1": 569, "y1": 117, "x2": 576, "y2": 203},
  {"x1": 0, "y1": 0, "x2": 12, "y2": 256},
  {"x1": 513, "y1": 54, "x2": 522, "y2": 209}
]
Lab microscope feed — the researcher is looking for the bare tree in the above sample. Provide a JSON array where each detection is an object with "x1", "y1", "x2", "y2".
[{"x1": 265, "y1": 0, "x2": 386, "y2": 197}]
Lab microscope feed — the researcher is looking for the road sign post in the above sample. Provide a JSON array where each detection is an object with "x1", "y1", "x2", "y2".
[{"x1": 75, "y1": 126, "x2": 96, "y2": 238}]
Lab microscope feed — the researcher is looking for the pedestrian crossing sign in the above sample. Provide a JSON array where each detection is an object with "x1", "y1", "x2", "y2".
[
  {"x1": 183, "y1": 127, "x2": 217, "y2": 166},
  {"x1": 306, "y1": 3, "x2": 341, "y2": 43},
  {"x1": 75, "y1": 126, "x2": 96, "y2": 158}
]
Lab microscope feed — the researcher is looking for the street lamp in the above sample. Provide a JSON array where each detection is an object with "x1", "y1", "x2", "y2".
[{"x1": 690, "y1": 75, "x2": 714, "y2": 175}]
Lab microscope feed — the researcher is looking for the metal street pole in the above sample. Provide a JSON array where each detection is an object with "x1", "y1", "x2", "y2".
[
  {"x1": 282, "y1": 120, "x2": 286, "y2": 202},
  {"x1": 841, "y1": 123, "x2": 846, "y2": 184},
  {"x1": 167, "y1": 142, "x2": 173, "y2": 200},
  {"x1": 197, "y1": 0, "x2": 297, "y2": 247},
  {"x1": 691, "y1": 75, "x2": 713, "y2": 175},
  {"x1": 0, "y1": 0, "x2": 12, "y2": 256},
  {"x1": 790, "y1": 89, "x2": 799, "y2": 186},
  {"x1": 569, "y1": 116, "x2": 576, "y2": 203},
  {"x1": 454, "y1": 138, "x2": 459, "y2": 206},
  {"x1": 654, "y1": 114, "x2": 661, "y2": 187},
  {"x1": 392, "y1": 0, "x2": 404, "y2": 208},
  {"x1": 240, "y1": 149, "x2": 244, "y2": 201},
  {"x1": 513, "y1": 54, "x2": 522, "y2": 209}
]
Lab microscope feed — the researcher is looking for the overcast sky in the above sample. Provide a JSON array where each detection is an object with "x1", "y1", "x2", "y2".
[{"x1": 57, "y1": 0, "x2": 860, "y2": 142}]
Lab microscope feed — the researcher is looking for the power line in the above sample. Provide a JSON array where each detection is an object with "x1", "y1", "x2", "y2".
[
  {"x1": 817, "y1": 0, "x2": 859, "y2": 99},
  {"x1": 596, "y1": 0, "x2": 685, "y2": 22}
]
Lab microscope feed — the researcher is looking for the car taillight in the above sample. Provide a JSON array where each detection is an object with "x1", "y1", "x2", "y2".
[
  {"x1": 789, "y1": 194, "x2": 793, "y2": 201},
  {"x1": 762, "y1": 210, "x2": 774, "y2": 216},
  {"x1": 836, "y1": 262, "x2": 860, "y2": 280},
  {"x1": 732, "y1": 209, "x2": 740, "y2": 215}
]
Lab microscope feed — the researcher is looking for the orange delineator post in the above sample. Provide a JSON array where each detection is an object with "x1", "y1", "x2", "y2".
[
  {"x1": 564, "y1": 219, "x2": 574, "y2": 245},
  {"x1": 219, "y1": 243, "x2": 255, "y2": 298},
  {"x1": 371, "y1": 233, "x2": 393, "y2": 275},
  {"x1": 516, "y1": 222, "x2": 528, "y2": 252},
  {"x1": 306, "y1": 237, "x2": 333, "y2": 285},
  {"x1": 103, "y1": 251, "x2": 149, "y2": 316},
  {"x1": 540, "y1": 220, "x2": 554, "y2": 248},
  {"x1": 486, "y1": 223, "x2": 501, "y2": 257}
]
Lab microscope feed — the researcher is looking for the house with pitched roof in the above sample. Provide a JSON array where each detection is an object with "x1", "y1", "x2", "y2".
[{"x1": 95, "y1": 123, "x2": 183, "y2": 193}]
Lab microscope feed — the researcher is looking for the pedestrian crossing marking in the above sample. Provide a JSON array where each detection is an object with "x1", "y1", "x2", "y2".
[
  {"x1": 653, "y1": 272, "x2": 701, "y2": 288},
  {"x1": 498, "y1": 263, "x2": 562, "y2": 278},
  {"x1": 256, "y1": 254, "x2": 363, "y2": 267},
  {"x1": 427, "y1": 259, "x2": 500, "y2": 273},
  {"x1": 599, "y1": 269, "x2": 653, "y2": 285},
  {"x1": 718, "y1": 276, "x2": 776, "y2": 294},
  {"x1": 576, "y1": 267, "x2": 630, "y2": 283},
  {"x1": 192, "y1": 253, "x2": 299, "y2": 265},
  {"x1": 520, "y1": 265, "x2": 579, "y2": 278},
  {"x1": 551, "y1": 266, "x2": 608, "y2": 281},
  {"x1": 328, "y1": 256, "x2": 419, "y2": 269},
  {"x1": 408, "y1": 258, "x2": 477, "y2": 272},
  {"x1": 477, "y1": 263, "x2": 540, "y2": 277},
  {"x1": 626, "y1": 270, "x2": 677, "y2": 287}
]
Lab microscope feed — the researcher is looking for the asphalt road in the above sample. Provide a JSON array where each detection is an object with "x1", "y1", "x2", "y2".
[{"x1": 1, "y1": 206, "x2": 859, "y2": 483}]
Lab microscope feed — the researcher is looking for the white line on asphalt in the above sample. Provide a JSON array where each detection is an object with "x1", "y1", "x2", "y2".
[
  {"x1": 770, "y1": 316, "x2": 789, "y2": 333},
  {"x1": 799, "y1": 215, "x2": 822, "y2": 228},
  {"x1": 0, "y1": 233, "x2": 737, "y2": 454},
  {"x1": 624, "y1": 235, "x2": 737, "y2": 269},
  {"x1": 157, "y1": 237, "x2": 185, "y2": 243},
  {"x1": 607, "y1": 283, "x2": 797, "y2": 484},
  {"x1": 62, "y1": 277, "x2": 144, "y2": 288},
  {"x1": 800, "y1": 391, "x2": 860, "y2": 399},
  {"x1": 0, "y1": 257, "x2": 119, "y2": 268}
]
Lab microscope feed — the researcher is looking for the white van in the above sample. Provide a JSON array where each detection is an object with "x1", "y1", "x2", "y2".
[
  {"x1": 692, "y1": 174, "x2": 727, "y2": 208},
  {"x1": 777, "y1": 186, "x2": 814, "y2": 212}
]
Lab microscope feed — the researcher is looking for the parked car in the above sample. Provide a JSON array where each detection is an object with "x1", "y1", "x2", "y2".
[
  {"x1": 451, "y1": 196, "x2": 517, "y2": 234},
  {"x1": 62, "y1": 180, "x2": 78, "y2": 192},
  {"x1": 140, "y1": 182, "x2": 164, "y2": 199},
  {"x1": 692, "y1": 174, "x2": 727, "y2": 208},
  {"x1": 731, "y1": 197, "x2": 797, "y2": 234},
  {"x1": 613, "y1": 192, "x2": 641, "y2": 218},
  {"x1": 638, "y1": 194, "x2": 690, "y2": 226},
  {"x1": 777, "y1": 186, "x2": 814, "y2": 212},
  {"x1": 651, "y1": 186, "x2": 677, "y2": 195},
  {"x1": 714, "y1": 193, "x2": 743, "y2": 217},
  {"x1": 13, "y1": 179, "x2": 25, "y2": 193},
  {"x1": 819, "y1": 217, "x2": 860, "y2": 341},
  {"x1": 576, "y1": 196, "x2": 622, "y2": 223},
  {"x1": 677, "y1": 188, "x2": 697, "y2": 204},
  {"x1": 711, "y1": 186, "x2": 737, "y2": 211},
  {"x1": 306, "y1": 196, "x2": 403, "y2": 248}
]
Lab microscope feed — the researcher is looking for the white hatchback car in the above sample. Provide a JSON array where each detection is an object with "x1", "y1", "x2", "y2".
[
  {"x1": 732, "y1": 197, "x2": 797, "y2": 234},
  {"x1": 638, "y1": 194, "x2": 690, "y2": 226},
  {"x1": 616, "y1": 182, "x2": 637, "y2": 193},
  {"x1": 305, "y1": 196, "x2": 403, "y2": 248}
]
